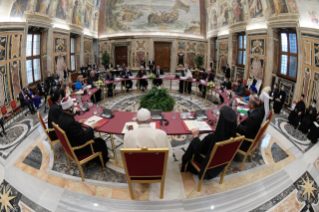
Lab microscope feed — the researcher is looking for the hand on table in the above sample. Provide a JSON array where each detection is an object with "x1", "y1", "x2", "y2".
[
  {"x1": 91, "y1": 123, "x2": 100, "y2": 129},
  {"x1": 298, "y1": 112, "x2": 301, "y2": 116},
  {"x1": 237, "y1": 117, "x2": 241, "y2": 124},
  {"x1": 78, "y1": 119, "x2": 87, "y2": 124},
  {"x1": 191, "y1": 128, "x2": 200, "y2": 138}
]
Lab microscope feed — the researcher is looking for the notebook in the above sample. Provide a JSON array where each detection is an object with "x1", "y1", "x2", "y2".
[
  {"x1": 84, "y1": 116, "x2": 108, "y2": 128},
  {"x1": 182, "y1": 120, "x2": 212, "y2": 131},
  {"x1": 122, "y1": 122, "x2": 159, "y2": 134}
]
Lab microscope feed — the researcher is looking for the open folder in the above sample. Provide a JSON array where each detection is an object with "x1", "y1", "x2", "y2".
[
  {"x1": 84, "y1": 116, "x2": 108, "y2": 128},
  {"x1": 182, "y1": 120, "x2": 212, "y2": 131},
  {"x1": 122, "y1": 122, "x2": 159, "y2": 134}
]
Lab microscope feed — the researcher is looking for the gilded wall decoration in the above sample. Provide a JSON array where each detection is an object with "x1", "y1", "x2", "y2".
[
  {"x1": 178, "y1": 42, "x2": 185, "y2": 51},
  {"x1": 314, "y1": 43, "x2": 319, "y2": 68},
  {"x1": 76, "y1": 55, "x2": 81, "y2": 71},
  {"x1": 249, "y1": 57, "x2": 264, "y2": 80},
  {"x1": 197, "y1": 43, "x2": 205, "y2": 54},
  {"x1": 187, "y1": 53, "x2": 196, "y2": 68},
  {"x1": 210, "y1": 44, "x2": 214, "y2": 61},
  {"x1": 278, "y1": 78, "x2": 295, "y2": 106},
  {"x1": 0, "y1": 36, "x2": 7, "y2": 62},
  {"x1": 54, "y1": 38, "x2": 67, "y2": 53},
  {"x1": 250, "y1": 39, "x2": 265, "y2": 56},
  {"x1": 187, "y1": 43, "x2": 196, "y2": 52},
  {"x1": 302, "y1": 68, "x2": 311, "y2": 104},
  {"x1": 54, "y1": 55, "x2": 67, "y2": 78},
  {"x1": 273, "y1": 40, "x2": 279, "y2": 73},
  {"x1": 136, "y1": 51, "x2": 145, "y2": 67},
  {"x1": 0, "y1": 64, "x2": 10, "y2": 106},
  {"x1": 311, "y1": 71, "x2": 319, "y2": 111},
  {"x1": 10, "y1": 60, "x2": 22, "y2": 100},
  {"x1": 84, "y1": 4, "x2": 91, "y2": 29},
  {"x1": 10, "y1": 0, "x2": 29, "y2": 18},
  {"x1": 232, "y1": 41, "x2": 237, "y2": 65},
  {"x1": 42, "y1": 58, "x2": 48, "y2": 78},
  {"x1": 218, "y1": 55, "x2": 228, "y2": 74},
  {"x1": 177, "y1": 51, "x2": 185, "y2": 68},
  {"x1": 136, "y1": 41, "x2": 145, "y2": 51},
  {"x1": 219, "y1": 41, "x2": 228, "y2": 54},
  {"x1": 84, "y1": 40, "x2": 92, "y2": 54},
  {"x1": 85, "y1": 54, "x2": 91, "y2": 65},
  {"x1": 76, "y1": 37, "x2": 81, "y2": 53},
  {"x1": 304, "y1": 41, "x2": 311, "y2": 66},
  {"x1": 10, "y1": 35, "x2": 21, "y2": 59},
  {"x1": 42, "y1": 31, "x2": 48, "y2": 56}
]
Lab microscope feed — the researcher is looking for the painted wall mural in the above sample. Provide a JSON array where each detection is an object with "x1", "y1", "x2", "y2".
[
  {"x1": 250, "y1": 38, "x2": 265, "y2": 56},
  {"x1": 304, "y1": 40, "x2": 311, "y2": 66},
  {"x1": 131, "y1": 39, "x2": 150, "y2": 68},
  {"x1": 10, "y1": 60, "x2": 22, "y2": 100},
  {"x1": 0, "y1": 64, "x2": 11, "y2": 106},
  {"x1": 42, "y1": 31, "x2": 48, "y2": 56},
  {"x1": 103, "y1": 0, "x2": 201, "y2": 35},
  {"x1": 54, "y1": 38, "x2": 67, "y2": 53},
  {"x1": 249, "y1": 57, "x2": 264, "y2": 80},
  {"x1": 176, "y1": 40, "x2": 207, "y2": 69},
  {"x1": 0, "y1": 36, "x2": 7, "y2": 62},
  {"x1": 302, "y1": 68, "x2": 311, "y2": 104},
  {"x1": 10, "y1": 35, "x2": 22, "y2": 59},
  {"x1": 84, "y1": 4, "x2": 92, "y2": 29},
  {"x1": 10, "y1": 0, "x2": 29, "y2": 18},
  {"x1": 311, "y1": 72, "x2": 319, "y2": 111},
  {"x1": 314, "y1": 43, "x2": 319, "y2": 68},
  {"x1": 216, "y1": 39, "x2": 228, "y2": 75},
  {"x1": 54, "y1": 55, "x2": 67, "y2": 78}
]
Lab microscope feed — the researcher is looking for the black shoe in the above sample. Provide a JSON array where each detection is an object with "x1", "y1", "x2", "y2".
[
  {"x1": 3, "y1": 132, "x2": 6, "y2": 136},
  {"x1": 0, "y1": 133, "x2": 2, "y2": 137}
]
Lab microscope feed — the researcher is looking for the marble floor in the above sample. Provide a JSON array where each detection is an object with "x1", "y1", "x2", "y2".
[{"x1": 1, "y1": 90, "x2": 319, "y2": 211}]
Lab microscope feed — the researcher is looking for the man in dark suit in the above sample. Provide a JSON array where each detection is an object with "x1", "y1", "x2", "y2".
[
  {"x1": 57, "y1": 97, "x2": 109, "y2": 163},
  {"x1": 199, "y1": 68, "x2": 214, "y2": 98},
  {"x1": 19, "y1": 88, "x2": 36, "y2": 115},
  {"x1": 87, "y1": 71, "x2": 98, "y2": 87},
  {"x1": 121, "y1": 67, "x2": 133, "y2": 91},
  {"x1": 44, "y1": 72, "x2": 56, "y2": 96},
  {"x1": 221, "y1": 77, "x2": 232, "y2": 90},
  {"x1": 80, "y1": 63, "x2": 87, "y2": 78},
  {"x1": 232, "y1": 78, "x2": 246, "y2": 96},
  {"x1": 199, "y1": 65, "x2": 205, "y2": 72},
  {"x1": 48, "y1": 90, "x2": 63, "y2": 139},
  {"x1": 270, "y1": 83, "x2": 279, "y2": 99},
  {"x1": 153, "y1": 65, "x2": 164, "y2": 87},
  {"x1": 103, "y1": 69, "x2": 115, "y2": 97},
  {"x1": 237, "y1": 96, "x2": 263, "y2": 151},
  {"x1": 148, "y1": 58, "x2": 155, "y2": 74}
]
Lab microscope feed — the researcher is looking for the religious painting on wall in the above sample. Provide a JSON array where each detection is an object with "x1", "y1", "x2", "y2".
[
  {"x1": 267, "y1": 0, "x2": 288, "y2": 16},
  {"x1": 273, "y1": 40, "x2": 279, "y2": 73},
  {"x1": 72, "y1": 0, "x2": 83, "y2": 26},
  {"x1": 208, "y1": 8, "x2": 218, "y2": 30},
  {"x1": 304, "y1": 41, "x2": 311, "y2": 66},
  {"x1": 42, "y1": 58, "x2": 48, "y2": 78},
  {"x1": 55, "y1": 55, "x2": 66, "y2": 78},
  {"x1": 278, "y1": 78, "x2": 295, "y2": 106},
  {"x1": 84, "y1": 41, "x2": 92, "y2": 54},
  {"x1": 218, "y1": 55, "x2": 227, "y2": 75},
  {"x1": 56, "y1": 0, "x2": 69, "y2": 20},
  {"x1": 311, "y1": 71, "x2": 319, "y2": 111},
  {"x1": 136, "y1": 51, "x2": 145, "y2": 67},
  {"x1": 103, "y1": 0, "x2": 201, "y2": 35},
  {"x1": 232, "y1": 41, "x2": 237, "y2": 65},
  {"x1": 0, "y1": 36, "x2": 7, "y2": 62},
  {"x1": 54, "y1": 38, "x2": 67, "y2": 53},
  {"x1": 0, "y1": 64, "x2": 11, "y2": 106},
  {"x1": 136, "y1": 41, "x2": 145, "y2": 51},
  {"x1": 34, "y1": 0, "x2": 53, "y2": 15},
  {"x1": 219, "y1": 2, "x2": 230, "y2": 27},
  {"x1": 197, "y1": 43, "x2": 205, "y2": 54},
  {"x1": 287, "y1": 0, "x2": 298, "y2": 13},
  {"x1": 231, "y1": 0, "x2": 243, "y2": 23},
  {"x1": 219, "y1": 41, "x2": 228, "y2": 55},
  {"x1": 302, "y1": 68, "x2": 311, "y2": 104},
  {"x1": 10, "y1": 60, "x2": 22, "y2": 100},
  {"x1": 249, "y1": 57, "x2": 264, "y2": 80},
  {"x1": 93, "y1": 12, "x2": 99, "y2": 32},
  {"x1": 84, "y1": 5, "x2": 91, "y2": 29},
  {"x1": 187, "y1": 53, "x2": 196, "y2": 68},
  {"x1": 42, "y1": 31, "x2": 48, "y2": 56},
  {"x1": 248, "y1": 0, "x2": 264, "y2": 18},
  {"x1": 314, "y1": 43, "x2": 319, "y2": 68},
  {"x1": 10, "y1": 0, "x2": 29, "y2": 18},
  {"x1": 10, "y1": 35, "x2": 21, "y2": 59},
  {"x1": 187, "y1": 42, "x2": 196, "y2": 52},
  {"x1": 250, "y1": 39, "x2": 265, "y2": 56}
]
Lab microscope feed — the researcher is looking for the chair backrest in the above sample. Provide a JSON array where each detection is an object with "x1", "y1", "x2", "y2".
[
  {"x1": 0, "y1": 106, "x2": 7, "y2": 116},
  {"x1": 206, "y1": 136, "x2": 245, "y2": 169},
  {"x1": 245, "y1": 89, "x2": 250, "y2": 97},
  {"x1": 52, "y1": 122, "x2": 76, "y2": 160},
  {"x1": 10, "y1": 100, "x2": 17, "y2": 109},
  {"x1": 37, "y1": 112, "x2": 47, "y2": 131},
  {"x1": 47, "y1": 96, "x2": 52, "y2": 108},
  {"x1": 72, "y1": 83, "x2": 75, "y2": 91},
  {"x1": 267, "y1": 109, "x2": 274, "y2": 122},
  {"x1": 121, "y1": 147, "x2": 169, "y2": 178},
  {"x1": 250, "y1": 120, "x2": 269, "y2": 150}
]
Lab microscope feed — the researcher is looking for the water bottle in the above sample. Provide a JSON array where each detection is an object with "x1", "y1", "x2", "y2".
[
  {"x1": 231, "y1": 98, "x2": 236, "y2": 111},
  {"x1": 172, "y1": 107, "x2": 177, "y2": 119},
  {"x1": 96, "y1": 105, "x2": 100, "y2": 115}
]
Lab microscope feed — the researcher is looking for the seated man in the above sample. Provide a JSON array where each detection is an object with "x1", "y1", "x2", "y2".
[
  {"x1": 48, "y1": 90, "x2": 63, "y2": 139},
  {"x1": 25, "y1": 87, "x2": 41, "y2": 109},
  {"x1": 136, "y1": 66, "x2": 148, "y2": 92},
  {"x1": 153, "y1": 65, "x2": 164, "y2": 87},
  {"x1": 299, "y1": 99, "x2": 317, "y2": 134},
  {"x1": 242, "y1": 85, "x2": 258, "y2": 104},
  {"x1": 307, "y1": 111, "x2": 319, "y2": 143},
  {"x1": 179, "y1": 67, "x2": 192, "y2": 94},
  {"x1": 199, "y1": 68, "x2": 214, "y2": 98},
  {"x1": 57, "y1": 97, "x2": 109, "y2": 163},
  {"x1": 221, "y1": 77, "x2": 232, "y2": 90},
  {"x1": 103, "y1": 69, "x2": 116, "y2": 97},
  {"x1": 19, "y1": 88, "x2": 36, "y2": 115},
  {"x1": 121, "y1": 67, "x2": 133, "y2": 92},
  {"x1": 0, "y1": 114, "x2": 7, "y2": 137},
  {"x1": 288, "y1": 94, "x2": 306, "y2": 129},
  {"x1": 87, "y1": 71, "x2": 98, "y2": 87},
  {"x1": 237, "y1": 96, "x2": 263, "y2": 151},
  {"x1": 270, "y1": 83, "x2": 279, "y2": 99},
  {"x1": 80, "y1": 63, "x2": 87, "y2": 78},
  {"x1": 124, "y1": 108, "x2": 172, "y2": 154},
  {"x1": 273, "y1": 84, "x2": 286, "y2": 114},
  {"x1": 75, "y1": 75, "x2": 86, "y2": 90},
  {"x1": 232, "y1": 78, "x2": 246, "y2": 96}
]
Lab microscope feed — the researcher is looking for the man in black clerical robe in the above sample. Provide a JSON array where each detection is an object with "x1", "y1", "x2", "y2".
[
  {"x1": 273, "y1": 85, "x2": 286, "y2": 114},
  {"x1": 221, "y1": 77, "x2": 232, "y2": 90},
  {"x1": 288, "y1": 94, "x2": 306, "y2": 129},
  {"x1": 48, "y1": 90, "x2": 63, "y2": 139},
  {"x1": 299, "y1": 100, "x2": 317, "y2": 134},
  {"x1": 307, "y1": 111, "x2": 319, "y2": 143},
  {"x1": 270, "y1": 83, "x2": 279, "y2": 99},
  {"x1": 232, "y1": 78, "x2": 246, "y2": 97}
]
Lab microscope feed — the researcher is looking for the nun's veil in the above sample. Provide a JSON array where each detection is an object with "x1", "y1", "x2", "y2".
[{"x1": 198, "y1": 106, "x2": 238, "y2": 179}]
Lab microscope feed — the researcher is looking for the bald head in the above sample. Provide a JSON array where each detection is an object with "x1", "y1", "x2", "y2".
[{"x1": 249, "y1": 96, "x2": 260, "y2": 110}]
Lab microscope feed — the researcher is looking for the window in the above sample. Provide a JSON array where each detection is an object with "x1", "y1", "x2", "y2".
[
  {"x1": 26, "y1": 32, "x2": 42, "y2": 85},
  {"x1": 278, "y1": 31, "x2": 298, "y2": 80},
  {"x1": 70, "y1": 36, "x2": 75, "y2": 71},
  {"x1": 214, "y1": 39, "x2": 218, "y2": 62},
  {"x1": 237, "y1": 34, "x2": 246, "y2": 66}
]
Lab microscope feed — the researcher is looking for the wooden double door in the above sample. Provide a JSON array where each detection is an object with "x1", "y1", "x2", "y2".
[
  {"x1": 115, "y1": 46, "x2": 128, "y2": 67},
  {"x1": 154, "y1": 42, "x2": 171, "y2": 72}
]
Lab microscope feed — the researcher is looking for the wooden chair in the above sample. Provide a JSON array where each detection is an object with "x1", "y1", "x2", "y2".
[
  {"x1": 1, "y1": 105, "x2": 13, "y2": 125},
  {"x1": 121, "y1": 147, "x2": 169, "y2": 199},
  {"x1": 10, "y1": 100, "x2": 22, "y2": 120},
  {"x1": 187, "y1": 136, "x2": 245, "y2": 192},
  {"x1": 38, "y1": 112, "x2": 60, "y2": 159},
  {"x1": 237, "y1": 120, "x2": 269, "y2": 171},
  {"x1": 47, "y1": 95, "x2": 52, "y2": 108},
  {"x1": 52, "y1": 122, "x2": 105, "y2": 182}
]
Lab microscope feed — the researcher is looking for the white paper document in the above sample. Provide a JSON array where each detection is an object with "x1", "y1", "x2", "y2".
[
  {"x1": 236, "y1": 98, "x2": 247, "y2": 105},
  {"x1": 314, "y1": 121, "x2": 319, "y2": 128},
  {"x1": 122, "y1": 122, "x2": 156, "y2": 134},
  {"x1": 84, "y1": 116, "x2": 103, "y2": 127},
  {"x1": 180, "y1": 77, "x2": 186, "y2": 80},
  {"x1": 200, "y1": 80, "x2": 206, "y2": 84},
  {"x1": 183, "y1": 120, "x2": 211, "y2": 131}
]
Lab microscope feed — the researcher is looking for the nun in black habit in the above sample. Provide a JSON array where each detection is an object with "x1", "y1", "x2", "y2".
[
  {"x1": 299, "y1": 100, "x2": 317, "y2": 134},
  {"x1": 181, "y1": 106, "x2": 237, "y2": 180},
  {"x1": 273, "y1": 85, "x2": 287, "y2": 114},
  {"x1": 288, "y1": 94, "x2": 305, "y2": 128}
]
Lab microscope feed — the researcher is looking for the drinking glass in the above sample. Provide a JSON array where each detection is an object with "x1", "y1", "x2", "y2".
[{"x1": 172, "y1": 107, "x2": 177, "y2": 119}]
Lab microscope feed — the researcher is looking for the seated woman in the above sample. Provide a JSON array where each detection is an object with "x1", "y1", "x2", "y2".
[
  {"x1": 179, "y1": 67, "x2": 192, "y2": 94},
  {"x1": 136, "y1": 66, "x2": 148, "y2": 91},
  {"x1": 0, "y1": 114, "x2": 7, "y2": 137},
  {"x1": 75, "y1": 75, "x2": 86, "y2": 90},
  {"x1": 181, "y1": 106, "x2": 237, "y2": 180},
  {"x1": 26, "y1": 87, "x2": 41, "y2": 109}
]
